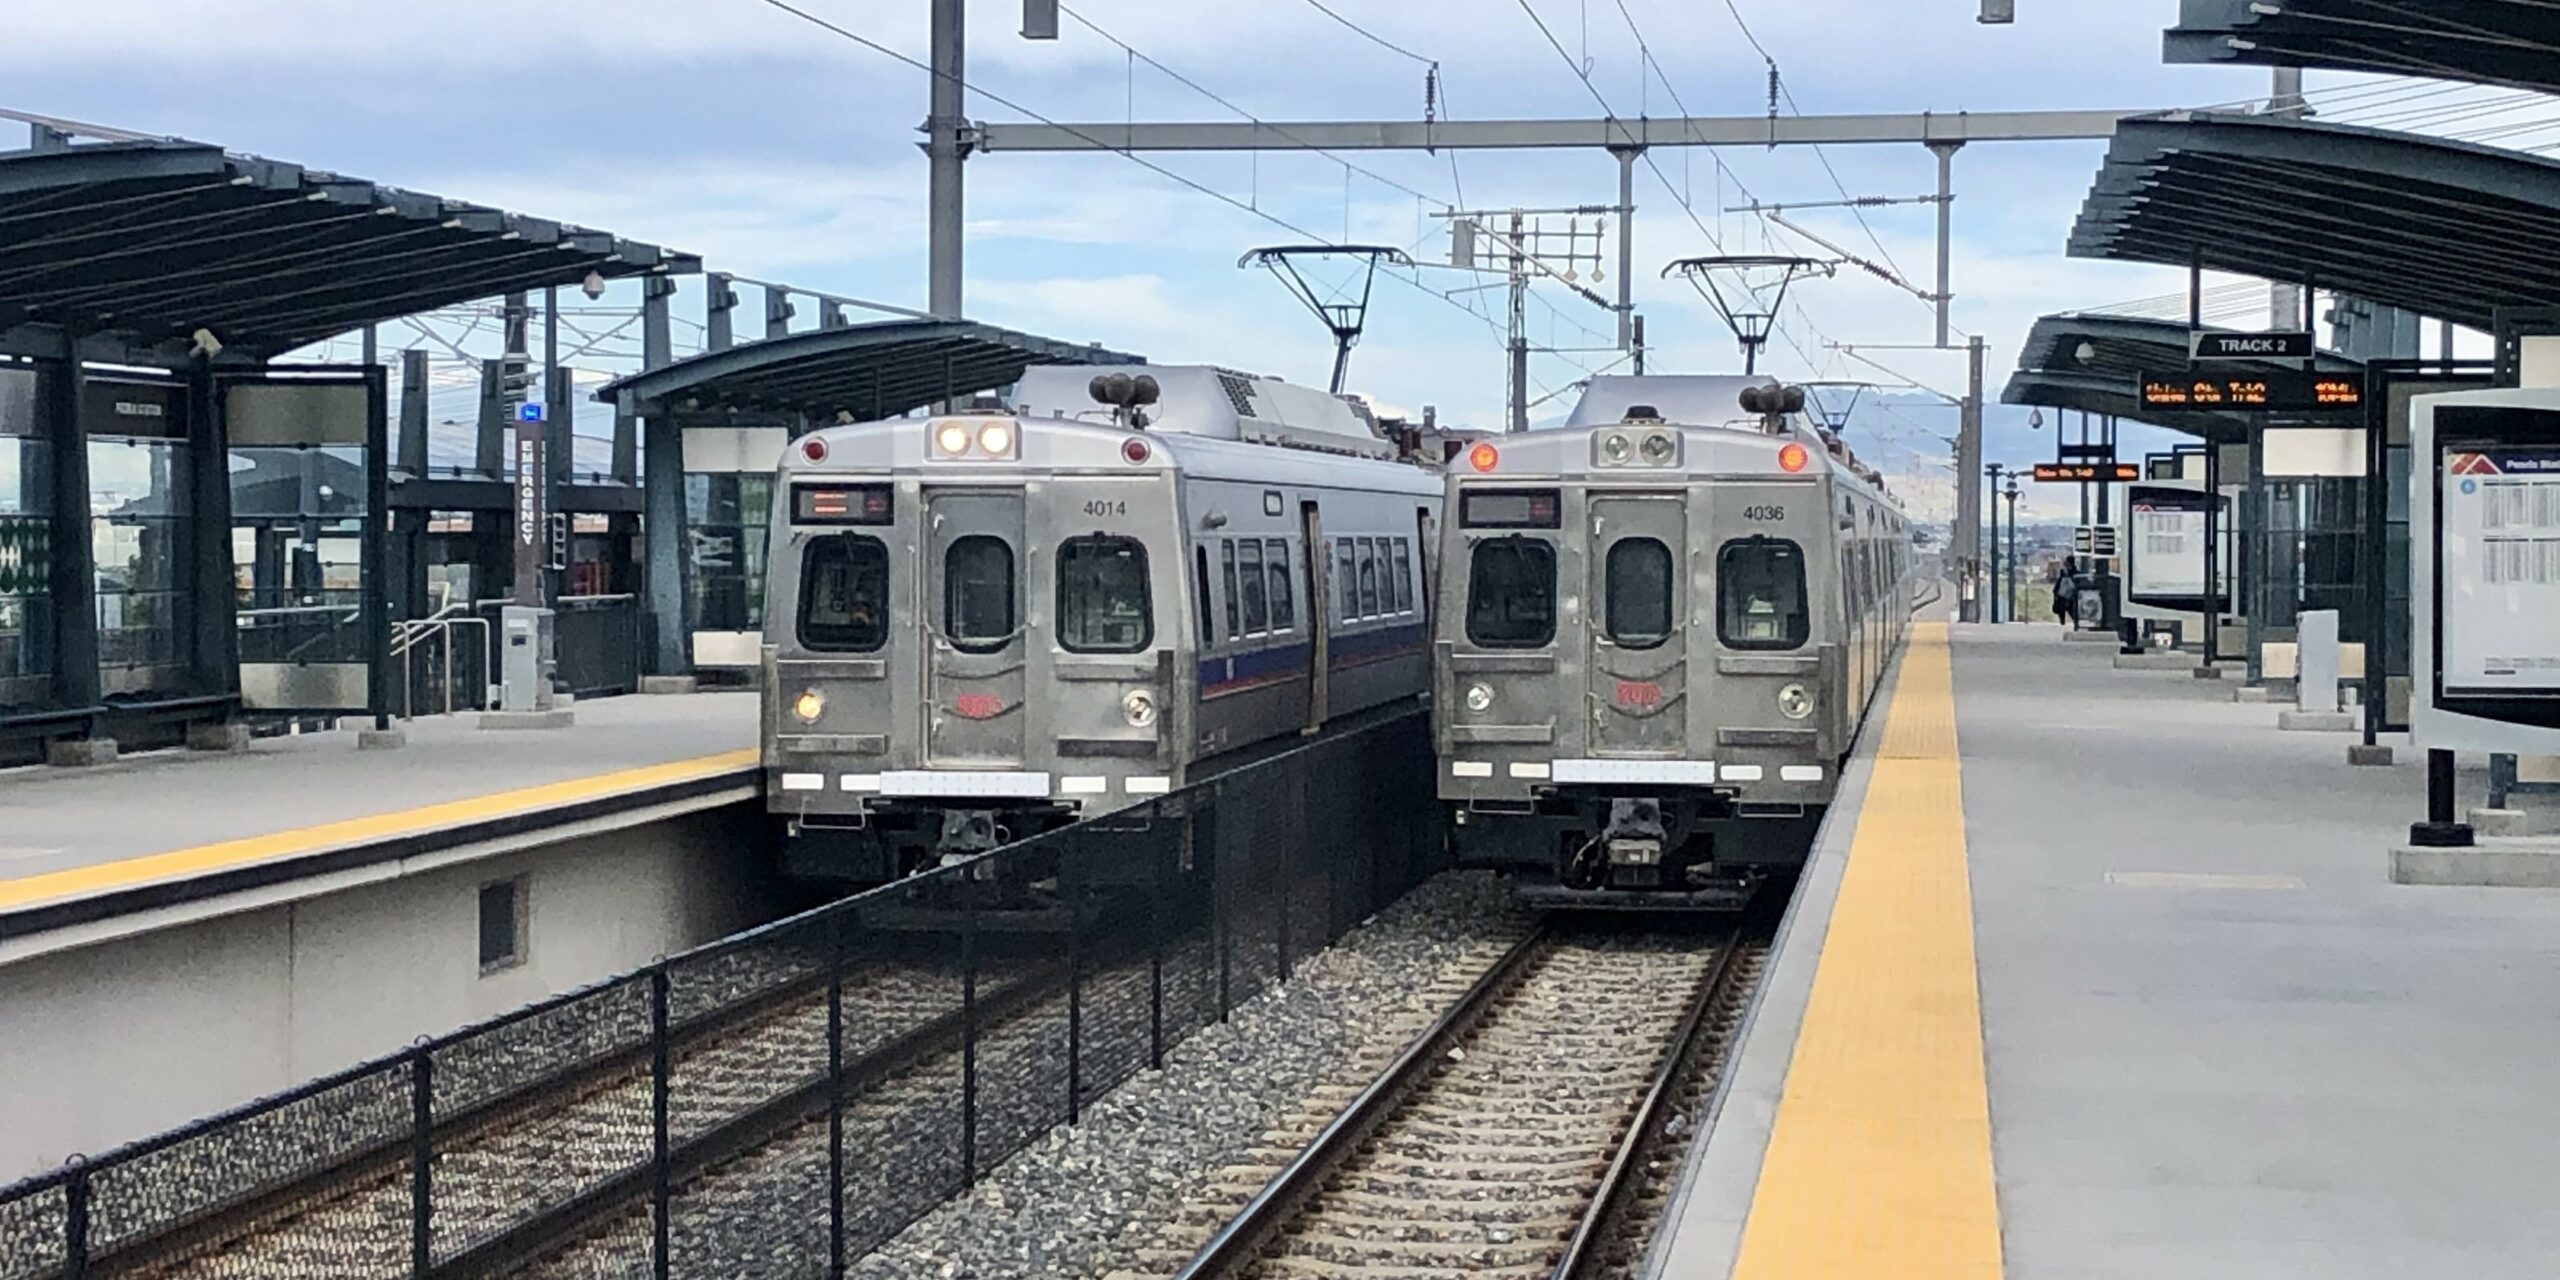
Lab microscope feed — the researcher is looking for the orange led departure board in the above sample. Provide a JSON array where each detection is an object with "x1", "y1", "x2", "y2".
[
  {"x1": 2138, "y1": 371, "x2": 2364, "y2": 413},
  {"x1": 2032, "y1": 463, "x2": 2141, "y2": 482}
]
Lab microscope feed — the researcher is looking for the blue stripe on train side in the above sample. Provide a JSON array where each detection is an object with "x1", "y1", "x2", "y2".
[{"x1": 1196, "y1": 621, "x2": 1428, "y2": 699}]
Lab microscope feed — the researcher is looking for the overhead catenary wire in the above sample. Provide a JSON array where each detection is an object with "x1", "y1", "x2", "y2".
[{"x1": 740, "y1": 0, "x2": 1518, "y2": 353}]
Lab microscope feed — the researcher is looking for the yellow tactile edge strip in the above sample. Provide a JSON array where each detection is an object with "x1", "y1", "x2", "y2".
[
  {"x1": 0, "y1": 748, "x2": 761, "y2": 913},
  {"x1": 1728, "y1": 623, "x2": 2002, "y2": 1279}
]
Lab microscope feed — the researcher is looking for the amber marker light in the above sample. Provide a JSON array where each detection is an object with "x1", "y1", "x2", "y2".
[
  {"x1": 1468, "y1": 442, "x2": 1500, "y2": 473},
  {"x1": 1777, "y1": 441, "x2": 1810, "y2": 473}
]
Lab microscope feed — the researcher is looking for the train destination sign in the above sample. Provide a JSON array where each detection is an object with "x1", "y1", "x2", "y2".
[
  {"x1": 2189, "y1": 331, "x2": 2314, "y2": 361},
  {"x1": 2032, "y1": 463, "x2": 2140, "y2": 483},
  {"x1": 2138, "y1": 371, "x2": 2364, "y2": 413}
]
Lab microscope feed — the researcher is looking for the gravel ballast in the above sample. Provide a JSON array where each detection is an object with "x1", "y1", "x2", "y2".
[{"x1": 849, "y1": 870, "x2": 1528, "y2": 1280}]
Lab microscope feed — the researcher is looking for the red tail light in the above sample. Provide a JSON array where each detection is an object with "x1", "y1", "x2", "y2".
[{"x1": 1778, "y1": 442, "x2": 1810, "y2": 473}]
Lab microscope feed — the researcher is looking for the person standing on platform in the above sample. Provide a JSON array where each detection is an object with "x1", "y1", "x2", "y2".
[{"x1": 2051, "y1": 555, "x2": 2080, "y2": 628}]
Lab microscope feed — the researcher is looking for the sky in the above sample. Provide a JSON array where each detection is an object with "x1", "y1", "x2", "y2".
[{"x1": 4, "y1": 0, "x2": 2534, "y2": 520}]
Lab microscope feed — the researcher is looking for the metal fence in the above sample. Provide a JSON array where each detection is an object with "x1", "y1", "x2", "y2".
[{"x1": 0, "y1": 709, "x2": 1439, "y2": 1280}]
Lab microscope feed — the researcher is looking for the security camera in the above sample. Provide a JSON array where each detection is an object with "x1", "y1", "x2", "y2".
[
  {"x1": 188, "y1": 328, "x2": 223, "y2": 359},
  {"x1": 581, "y1": 270, "x2": 608, "y2": 301}
]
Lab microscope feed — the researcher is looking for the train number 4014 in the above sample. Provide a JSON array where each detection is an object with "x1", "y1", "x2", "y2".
[
  {"x1": 1081, "y1": 499, "x2": 1128, "y2": 517},
  {"x1": 1742, "y1": 505, "x2": 1786, "y2": 521}
]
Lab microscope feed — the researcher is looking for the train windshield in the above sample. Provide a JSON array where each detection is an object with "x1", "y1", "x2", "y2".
[
  {"x1": 1465, "y1": 537, "x2": 1557, "y2": 648},
  {"x1": 943, "y1": 535, "x2": 1017, "y2": 651},
  {"x1": 798, "y1": 535, "x2": 889, "y2": 652},
  {"x1": 1057, "y1": 536, "x2": 1152, "y2": 653},
  {"x1": 1718, "y1": 537, "x2": 1809, "y2": 650},
  {"x1": 1605, "y1": 537, "x2": 1675, "y2": 648}
]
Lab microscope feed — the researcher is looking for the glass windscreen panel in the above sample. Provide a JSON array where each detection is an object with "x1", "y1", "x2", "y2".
[
  {"x1": 1058, "y1": 536, "x2": 1152, "y2": 653},
  {"x1": 800, "y1": 535, "x2": 890, "y2": 652},
  {"x1": 1718, "y1": 537, "x2": 1809, "y2": 650},
  {"x1": 1465, "y1": 537, "x2": 1558, "y2": 648}
]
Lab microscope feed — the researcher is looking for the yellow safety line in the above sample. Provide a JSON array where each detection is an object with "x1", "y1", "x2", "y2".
[
  {"x1": 0, "y1": 748, "x2": 761, "y2": 913},
  {"x1": 1728, "y1": 624, "x2": 2003, "y2": 1279}
]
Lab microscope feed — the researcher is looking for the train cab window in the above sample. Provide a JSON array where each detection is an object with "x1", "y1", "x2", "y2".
[
  {"x1": 1717, "y1": 537, "x2": 1809, "y2": 650},
  {"x1": 1194, "y1": 546, "x2": 1215, "y2": 647},
  {"x1": 1465, "y1": 537, "x2": 1557, "y2": 648},
  {"x1": 1604, "y1": 537, "x2": 1675, "y2": 649},
  {"x1": 797, "y1": 535, "x2": 889, "y2": 652},
  {"x1": 1057, "y1": 536, "x2": 1152, "y2": 653},
  {"x1": 1239, "y1": 540, "x2": 1269, "y2": 634},
  {"x1": 1390, "y1": 539, "x2": 1414, "y2": 614},
  {"x1": 943, "y1": 535, "x2": 1016, "y2": 651},
  {"x1": 1221, "y1": 541, "x2": 1242, "y2": 640},
  {"x1": 1266, "y1": 539, "x2": 1295, "y2": 631},
  {"x1": 1336, "y1": 540, "x2": 1357, "y2": 622},
  {"x1": 1357, "y1": 540, "x2": 1381, "y2": 618}
]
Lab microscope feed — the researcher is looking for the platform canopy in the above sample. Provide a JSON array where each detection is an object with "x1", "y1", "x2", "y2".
[
  {"x1": 2164, "y1": 0, "x2": 2560, "y2": 95},
  {"x1": 2068, "y1": 113, "x2": 2560, "y2": 334},
  {"x1": 0, "y1": 134, "x2": 699, "y2": 364},
  {"x1": 598, "y1": 318, "x2": 1144, "y2": 422},
  {"x1": 2004, "y1": 312, "x2": 2364, "y2": 439}
]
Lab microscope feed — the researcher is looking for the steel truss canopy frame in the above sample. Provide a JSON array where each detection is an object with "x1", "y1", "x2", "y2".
[
  {"x1": 0, "y1": 133, "x2": 700, "y2": 363},
  {"x1": 596, "y1": 318, "x2": 1142, "y2": 421},
  {"x1": 2165, "y1": 0, "x2": 2560, "y2": 96},
  {"x1": 2003, "y1": 311, "x2": 2363, "y2": 440},
  {"x1": 2068, "y1": 112, "x2": 2560, "y2": 335},
  {"x1": 972, "y1": 109, "x2": 2138, "y2": 154}
]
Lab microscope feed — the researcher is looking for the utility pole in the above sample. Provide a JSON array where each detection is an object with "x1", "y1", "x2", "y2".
[
  {"x1": 1508, "y1": 210, "x2": 1528, "y2": 433},
  {"x1": 1957, "y1": 335, "x2": 1986, "y2": 621},
  {"x1": 1612, "y1": 146, "x2": 1639, "y2": 355},
  {"x1": 926, "y1": 0, "x2": 968, "y2": 319}
]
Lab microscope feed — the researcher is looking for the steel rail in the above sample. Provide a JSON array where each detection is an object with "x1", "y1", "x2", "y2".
[
  {"x1": 1549, "y1": 930, "x2": 1756, "y2": 1279},
  {"x1": 1169, "y1": 924, "x2": 1553, "y2": 1280}
]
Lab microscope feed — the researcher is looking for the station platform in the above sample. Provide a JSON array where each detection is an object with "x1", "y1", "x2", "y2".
[
  {"x1": 0, "y1": 693, "x2": 760, "y2": 955},
  {"x1": 1653, "y1": 623, "x2": 2560, "y2": 1279}
]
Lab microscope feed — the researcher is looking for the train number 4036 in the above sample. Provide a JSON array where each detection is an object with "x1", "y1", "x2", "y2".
[{"x1": 1742, "y1": 505, "x2": 1786, "y2": 521}]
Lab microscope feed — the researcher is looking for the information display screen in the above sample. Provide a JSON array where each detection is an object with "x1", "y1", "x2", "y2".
[
  {"x1": 2032, "y1": 463, "x2": 2139, "y2": 482},
  {"x1": 792, "y1": 483, "x2": 893, "y2": 525},
  {"x1": 2138, "y1": 371, "x2": 2364, "y2": 413},
  {"x1": 2125, "y1": 485, "x2": 2231, "y2": 610},
  {"x1": 1460, "y1": 489, "x2": 1562, "y2": 529},
  {"x1": 2438, "y1": 445, "x2": 2560, "y2": 693}
]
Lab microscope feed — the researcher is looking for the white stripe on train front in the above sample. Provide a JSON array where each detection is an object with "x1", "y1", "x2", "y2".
[
  {"x1": 1550, "y1": 759, "x2": 1716, "y2": 785},
  {"x1": 876, "y1": 771, "x2": 1054, "y2": 799}
]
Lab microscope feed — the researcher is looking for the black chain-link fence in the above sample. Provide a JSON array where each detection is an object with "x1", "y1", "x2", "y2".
[{"x1": 0, "y1": 708, "x2": 1437, "y2": 1280}]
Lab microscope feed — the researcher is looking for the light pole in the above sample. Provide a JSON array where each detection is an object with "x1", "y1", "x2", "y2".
[
  {"x1": 1984, "y1": 462, "x2": 2008, "y2": 622},
  {"x1": 2003, "y1": 479, "x2": 2024, "y2": 622}
]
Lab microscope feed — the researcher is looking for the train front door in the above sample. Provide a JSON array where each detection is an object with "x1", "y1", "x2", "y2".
[
  {"x1": 923, "y1": 489, "x2": 1029, "y2": 766},
  {"x1": 1585, "y1": 493, "x2": 1688, "y2": 757}
]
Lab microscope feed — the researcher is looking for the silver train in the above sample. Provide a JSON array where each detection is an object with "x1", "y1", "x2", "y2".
[
  {"x1": 1433, "y1": 375, "x2": 1916, "y2": 908},
  {"x1": 761, "y1": 364, "x2": 1442, "y2": 882}
]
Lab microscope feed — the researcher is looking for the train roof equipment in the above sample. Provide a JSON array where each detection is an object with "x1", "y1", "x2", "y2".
[{"x1": 1012, "y1": 363, "x2": 1404, "y2": 460}]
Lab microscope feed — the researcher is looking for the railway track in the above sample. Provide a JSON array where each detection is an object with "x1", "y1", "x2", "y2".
[{"x1": 1154, "y1": 921, "x2": 1767, "y2": 1280}]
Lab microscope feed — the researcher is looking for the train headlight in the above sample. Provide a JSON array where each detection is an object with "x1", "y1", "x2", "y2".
[
  {"x1": 1601, "y1": 432, "x2": 1634, "y2": 464},
  {"x1": 1776, "y1": 683, "x2": 1814, "y2": 721},
  {"x1": 1464, "y1": 682, "x2": 1494, "y2": 714},
  {"x1": 1122, "y1": 689, "x2": 1158, "y2": 728},
  {"x1": 934, "y1": 421, "x2": 972, "y2": 457},
  {"x1": 977, "y1": 421, "x2": 1015, "y2": 457},
  {"x1": 792, "y1": 689, "x2": 826, "y2": 723},
  {"x1": 1640, "y1": 432, "x2": 1675, "y2": 464}
]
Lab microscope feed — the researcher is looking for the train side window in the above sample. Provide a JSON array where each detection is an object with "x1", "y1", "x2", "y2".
[
  {"x1": 1604, "y1": 537, "x2": 1675, "y2": 649},
  {"x1": 1266, "y1": 539, "x2": 1295, "y2": 631},
  {"x1": 797, "y1": 535, "x2": 889, "y2": 653},
  {"x1": 1221, "y1": 540, "x2": 1242, "y2": 640},
  {"x1": 1239, "y1": 539, "x2": 1269, "y2": 634},
  {"x1": 1357, "y1": 539, "x2": 1381, "y2": 618},
  {"x1": 1194, "y1": 546, "x2": 1215, "y2": 648},
  {"x1": 1337, "y1": 539, "x2": 1357, "y2": 622},
  {"x1": 1717, "y1": 537, "x2": 1809, "y2": 650},
  {"x1": 1465, "y1": 537, "x2": 1557, "y2": 648},
  {"x1": 943, "y1": 535, "x2": 1016, "y2": 651},
  {"x1": 1057, "y1": 536, "x2": 1152, "y2": 654},
  {"x1": 1391, "y1": 539, "x2": 1414, "y2": 614}
]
